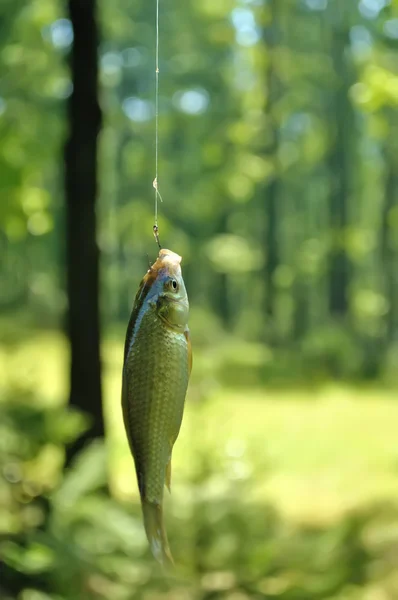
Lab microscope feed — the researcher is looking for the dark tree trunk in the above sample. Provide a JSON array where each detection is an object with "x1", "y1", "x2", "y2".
[
  {"x1": 264, "y1": 178, "x2": 279, "y2": 320},
  {"x1": 65, "y1": 0, "x2": 104, "y2": 466},
  {"x1": 381, "y1": 131, "x2": 398, "y2": 345},
  {"x1": 211, "y1": 212, "x2": 230, "y2": 328},
  {"x1": 328, "y1": 27, "x2": 352, "y2": 316},
  {"x1": 263, "y1": 0, "x2": 280, "y2": 331}
]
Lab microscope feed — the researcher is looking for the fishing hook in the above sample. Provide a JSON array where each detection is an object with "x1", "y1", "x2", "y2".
[{"x1": 153, "y1": 224, "x2": 162, "y2": 249}]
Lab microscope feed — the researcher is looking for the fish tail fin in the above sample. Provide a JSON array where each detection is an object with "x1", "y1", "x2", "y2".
[{"x1": 142, "y1": 498, "x2": 174, "y2": 568}]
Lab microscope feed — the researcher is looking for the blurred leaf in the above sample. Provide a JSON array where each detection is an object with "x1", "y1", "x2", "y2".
[
  {"x1": 206, "y1": 234, "x2": 263, "y2": 273},
  {"x1": 52, "y1": 440, "x2": 107, "y2": 512}
]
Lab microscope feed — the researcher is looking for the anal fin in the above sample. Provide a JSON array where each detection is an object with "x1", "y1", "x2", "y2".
[{"x1": 165, "y1": 459, "x2": 172, "y2": 493}]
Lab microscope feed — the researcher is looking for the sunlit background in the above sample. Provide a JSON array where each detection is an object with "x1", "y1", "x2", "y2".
[{"x1": 1, "y1": 0, "x2": 398, "y2": 598}]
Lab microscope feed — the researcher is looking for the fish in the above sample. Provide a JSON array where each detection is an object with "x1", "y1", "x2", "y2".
[{"x1": 121, "y1": 248, "x2": 192, "y2": 567}]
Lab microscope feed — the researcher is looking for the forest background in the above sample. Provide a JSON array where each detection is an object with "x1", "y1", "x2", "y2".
[{"x1": 1, "y1": 0, "x2": 398, "y2": 598}]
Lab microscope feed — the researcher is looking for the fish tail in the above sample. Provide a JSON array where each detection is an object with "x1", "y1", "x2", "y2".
[{"x1": 142, "y1": 498, "x2": 174, "y2": 567}]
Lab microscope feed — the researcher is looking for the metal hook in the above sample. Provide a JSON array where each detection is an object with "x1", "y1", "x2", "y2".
[{"x1": 153, "y1": 224, "x2": 162, "y2": 250}]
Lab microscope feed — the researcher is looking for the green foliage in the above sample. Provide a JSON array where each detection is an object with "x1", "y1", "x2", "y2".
[{"x1": 2, "y1": 388, "x2": 398, "y2": 599}]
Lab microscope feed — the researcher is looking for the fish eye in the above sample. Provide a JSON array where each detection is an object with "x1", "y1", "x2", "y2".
[{"x1": 165, "y1": 278, "x2": 178, "y2": 292}]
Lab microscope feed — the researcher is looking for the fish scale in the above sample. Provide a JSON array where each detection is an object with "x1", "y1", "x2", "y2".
[{"x1": 125, "y1": 312, "x2": 188, "y2": 501}]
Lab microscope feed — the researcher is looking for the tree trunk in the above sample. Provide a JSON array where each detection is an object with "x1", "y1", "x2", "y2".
[
  {"x1": 211, "y1": 212, "x2": 230, "y2": 328},
  {"x1": 381, "y1": 128, "x2": 398, "y2": 346},
  {"x1": 263, "y1": 0, "x2": 280, "y2": 333},
  {"x1": 328, "y1": 26, "x2": 352, "y2": 316},
  {"x1": 65, "y1": 0, "x2": 104, "y2": 466}
]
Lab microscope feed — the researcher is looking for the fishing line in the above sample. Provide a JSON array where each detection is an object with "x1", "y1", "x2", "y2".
[{"x1": 152, "y1": 0, "x2": 162, "y2": 249}]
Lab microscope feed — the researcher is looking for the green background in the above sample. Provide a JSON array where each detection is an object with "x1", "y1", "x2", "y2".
[{"x1": 1, "y1": 0, "x2": 398, "y2": 598}]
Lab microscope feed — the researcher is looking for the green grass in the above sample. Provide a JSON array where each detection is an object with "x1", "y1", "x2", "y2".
[{"x1": 2, "y1": 331, "x2": 398, "y2": 525}]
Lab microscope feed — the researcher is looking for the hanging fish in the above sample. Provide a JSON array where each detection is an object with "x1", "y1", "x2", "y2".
[{"x1": 121, "y1": 249, "x2": 192, "y2": 566}]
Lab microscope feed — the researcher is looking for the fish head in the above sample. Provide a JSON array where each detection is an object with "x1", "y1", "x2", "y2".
[{"x1": 147, "y1": 249, "x2": 189, "y2": 331}]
